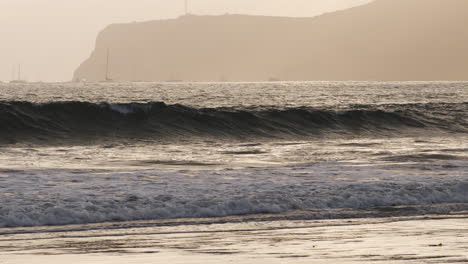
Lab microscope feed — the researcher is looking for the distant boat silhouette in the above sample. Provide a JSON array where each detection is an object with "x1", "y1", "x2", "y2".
[
  {"x1": 101, "y1": 48, "x2": 113, "y2": 82},
  {"x1": 165, "y1": 72, "x2": 183, "y2": 82},
  {"x1": 10, "y1": 64, "x2": 27, "y2": 84},
  {"x1": 268, "y1": 77, "x2": 281, "y2": 82}
]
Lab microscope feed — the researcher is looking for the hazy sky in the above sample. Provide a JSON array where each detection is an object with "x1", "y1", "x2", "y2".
[{"x1": 0, "y1": 0, "x2": 371, "y2": 82}]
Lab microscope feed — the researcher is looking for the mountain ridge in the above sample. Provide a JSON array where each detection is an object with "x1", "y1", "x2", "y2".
[{"x1": 74, "y1": 0, "x2": 468, "y2": 82}]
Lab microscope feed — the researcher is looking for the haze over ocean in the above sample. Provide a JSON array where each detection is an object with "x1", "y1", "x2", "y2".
[
  {"x1": 1, "y1": 0, "x2": 468, "y2": 263},
  {"x1": 0, "y1": 0, "x2": 370, "y2": 82}
]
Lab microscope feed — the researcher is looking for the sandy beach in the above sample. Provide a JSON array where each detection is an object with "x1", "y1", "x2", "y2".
[{"x1": 1, "y1": 213, "x2": 467, "y2": 264}]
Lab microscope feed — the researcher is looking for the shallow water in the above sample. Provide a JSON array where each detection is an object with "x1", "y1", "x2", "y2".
[{"x1": 1, "y1": 215, "x2": 468, "y2": 263}]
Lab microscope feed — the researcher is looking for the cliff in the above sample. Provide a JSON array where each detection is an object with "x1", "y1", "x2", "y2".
[{"x1": 74, "y1": 0, "x2": 468, "y2": 82}]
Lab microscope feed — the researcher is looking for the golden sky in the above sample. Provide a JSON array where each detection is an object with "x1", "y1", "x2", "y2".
[{"x1": 0, "y1": 0, "x2": 371, "y2": 81}]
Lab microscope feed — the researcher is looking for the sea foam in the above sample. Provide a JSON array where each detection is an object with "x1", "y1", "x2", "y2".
[{"x1": 1, "y1": 162, "x2": 467, "y2": 227}]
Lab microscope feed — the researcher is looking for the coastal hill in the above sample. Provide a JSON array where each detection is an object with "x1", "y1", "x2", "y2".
[{"x1": 74, "y1": 0, "x2": 468, "y2": 82}]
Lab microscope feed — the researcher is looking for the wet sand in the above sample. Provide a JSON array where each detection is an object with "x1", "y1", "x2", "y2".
[{"x1": 1, "y1": 214, "x2": 467, "y2": 263}]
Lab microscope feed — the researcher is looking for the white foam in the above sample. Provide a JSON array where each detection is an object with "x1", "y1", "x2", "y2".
[
  {"x1": 109, "y1": 104, "x2": 135, "y2": 114},
  {"x1": 1, "y1": 161, "x2": 467, "y2": 227}
]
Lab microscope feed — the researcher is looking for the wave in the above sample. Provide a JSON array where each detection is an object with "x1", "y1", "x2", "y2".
[
  {"x1": 0, "y1": 101, "x2": 466, "y2": 144},
  {"x1": 1, "y1": 167, "x2": 468, "y2": 228}
]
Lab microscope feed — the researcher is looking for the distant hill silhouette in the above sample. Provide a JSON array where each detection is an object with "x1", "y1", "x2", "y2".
[{"x1": 74, "y1": 0, "x2": 468, "y2": 82}]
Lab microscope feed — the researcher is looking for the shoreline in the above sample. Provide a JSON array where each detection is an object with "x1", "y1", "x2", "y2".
[
  {"x1": 2, "y1": 205, "x2": 468, "y2": 234},
  {"x1": 1, "y1": 213, "x2": 467, "y2": 263}
]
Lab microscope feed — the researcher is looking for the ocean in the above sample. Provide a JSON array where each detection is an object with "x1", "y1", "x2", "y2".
[{"x1": 0, "y1": 81, "x2": 467, "y2": 262}]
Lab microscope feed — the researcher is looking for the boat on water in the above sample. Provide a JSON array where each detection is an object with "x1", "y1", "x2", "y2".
[
  {"x1": 9, "y1": 80, "x2": 27, "y2": 84},
  {"x1": 100, "y1": 48, "x2": 114, "y2": 82},
  {"x1": 9, "y1": 64, "x2": 27, "y2": 84}
]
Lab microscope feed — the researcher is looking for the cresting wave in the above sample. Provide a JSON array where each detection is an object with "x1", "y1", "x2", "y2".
[{"x1": 0, "y1": 101, "x2": 466, "y2": 144}]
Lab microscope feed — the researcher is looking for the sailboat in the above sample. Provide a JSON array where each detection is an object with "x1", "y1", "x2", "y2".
[
  {"x1": 9, "y1": 64, "x2": 27, "y2": 84},
  {"x1": 101, "y1": 48, "x2": 113, "y2": 82}
]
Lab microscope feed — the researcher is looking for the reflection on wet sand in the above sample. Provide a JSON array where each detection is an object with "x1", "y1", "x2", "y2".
[{"x1": 1, "y1": 215, "x2": 467, "y2": 264}]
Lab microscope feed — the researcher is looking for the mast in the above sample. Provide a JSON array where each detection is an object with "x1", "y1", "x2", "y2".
[
  {"x1": 105, "y1": 48, "x2": 110, "y2": 81},
  {"x1": 185, "y1": 0, "x2": 188, "y2": 15},
  {"x1": 18, "y1": 64, "x2": 21, "y2": 81}
]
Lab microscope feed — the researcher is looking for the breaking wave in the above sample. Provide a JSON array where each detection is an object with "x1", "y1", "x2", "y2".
[
  {"x1": 1, "y1": 168, "x2": 468, "y2": 228},
  {"x1": 0, "y1": 163, "x2": 468, "y2": 228},
  {"x1": 0, "y1": 101, "x2": 466, "y2": 144}
]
